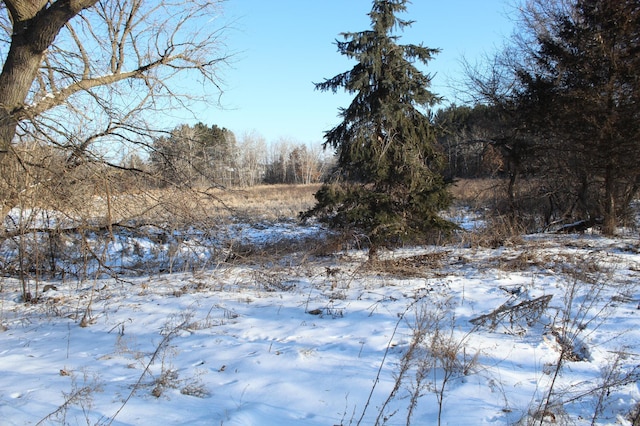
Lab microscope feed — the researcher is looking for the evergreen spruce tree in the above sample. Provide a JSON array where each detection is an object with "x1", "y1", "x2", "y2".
[{"x1": 303, "y1": 0, "x2": 455, "y2": 258}]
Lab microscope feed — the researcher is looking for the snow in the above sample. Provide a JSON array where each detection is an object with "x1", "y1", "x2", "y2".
[{"x1": 0, "y1": 216, "x2": 639, "y2": 425}]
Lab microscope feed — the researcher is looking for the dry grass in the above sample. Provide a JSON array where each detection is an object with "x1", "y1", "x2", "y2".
[
  {"x1": 63, "y1": 184, "x2": 321, "y2": 227},
  {"x1": 368, "y1": 252, "x2": 451, "y2": 278},
  {"x1": 72, "y1": 180, "x2": 502, "y2": 227},
  {"x1": 26, "y1": 179, "x2": 500, "y2": 228},
  {"x1": 206, "y1": 184, "x2": 321, "y2": 221},
  {"x1": 450, "y1": 178, "x2": 505, "y2": 209}
]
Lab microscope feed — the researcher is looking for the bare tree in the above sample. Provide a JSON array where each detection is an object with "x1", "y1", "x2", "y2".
[
  {"x1": 236, "y1": 131, "x2": 267, "y2": 187},
  {"x1": 264, "y1": 138, "x2": 293, "y2": 184},
  {"x1": 0, "y1": 0, "x2": 231, "y2": 217},
  {"x1": 263, "y1": 139, "x2": 331, "y2": 185}
]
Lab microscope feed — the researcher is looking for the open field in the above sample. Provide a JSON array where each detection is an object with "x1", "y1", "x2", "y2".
[
  {"x1": 0, "y1": 182, "x2": 639, "y2": 425},
  {"x1": 72, "y1": 180, "x2": 497, "y2": 226}
]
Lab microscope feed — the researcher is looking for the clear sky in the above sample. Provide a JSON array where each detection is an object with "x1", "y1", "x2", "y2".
[{"x1": 192, "y1": 0, "x2": 515, "y2": 145}]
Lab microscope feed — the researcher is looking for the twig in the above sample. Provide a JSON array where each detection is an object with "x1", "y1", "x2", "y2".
[
  {"x1": 103, "y1": 318, "x2": 188, "y2": 425},
  {"x1": 357, "y1": 296, "x2": 425, "y2": 426}
]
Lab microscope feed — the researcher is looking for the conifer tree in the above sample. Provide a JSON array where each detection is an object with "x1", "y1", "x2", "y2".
[
  {"x1": 513, "y1": 0, "x2": 640, "y2": 234},
  {"x1": 303, "y1": 0, "x2": 455, "y2": 258}
]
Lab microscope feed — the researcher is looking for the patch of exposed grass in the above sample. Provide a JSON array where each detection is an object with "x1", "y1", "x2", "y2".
[{"x1": 368, "y1": 252, "x2": 451, "y2": 278}]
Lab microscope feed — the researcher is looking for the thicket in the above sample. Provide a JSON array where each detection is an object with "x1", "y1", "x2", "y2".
[
  {"x1": 460, "y1": 0, "x2": 640, "y2": 233},
  {"x1": 0, "y1": 1, "x2": 639, "y2": 424}
]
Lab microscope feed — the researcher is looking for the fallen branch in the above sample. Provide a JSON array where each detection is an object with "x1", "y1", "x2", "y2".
[{"x1": 470, "y1": 294, "x2": 553, "y2": 334}]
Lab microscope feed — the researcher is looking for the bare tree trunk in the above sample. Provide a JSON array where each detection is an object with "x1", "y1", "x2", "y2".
[
  {"x1": 0, "y1": 0, "x2": 98, "y2": 161},
  {"x1": 602, "y1": 164, "x2": 617, "y2": 235},
  {"x1": 0, "y1": 25, "x2": 44, "y2": 159},
  {"x1": 507, "y1": 170, "x2": 518, "y2": 212}
]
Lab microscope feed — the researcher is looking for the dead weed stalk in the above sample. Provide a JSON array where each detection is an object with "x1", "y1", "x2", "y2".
[{"x1": 361, "y1": 296, "x2": 480, "y2": 426}]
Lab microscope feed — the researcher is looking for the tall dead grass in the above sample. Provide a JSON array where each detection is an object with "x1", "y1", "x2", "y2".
[
  {"x1": 77, "y1": 183, "x2": 321, "y2": 226},
  {"x1": 18, "y1": 179, "x2": 497, "y2": 227},
  {"x1": 450, "y1": 178, "x2": 505, "y2": 210},
  {"x1": 49, "y1": 179, "x2": 501, "y2": 227},
  {"x1": 206, "y1": 184, "x2": 321, "y2": 221}
]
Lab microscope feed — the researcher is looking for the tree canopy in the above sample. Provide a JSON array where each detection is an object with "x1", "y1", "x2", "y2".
[
  {"x1": 515, "y1": 0, "x2": 640, "y2": 233},
  {"x1": 150, "y1": 123, "x2": 237, "y2": 188},
  {"x1": 460, "y1": 0, "x2": 640, "y2": 233}
]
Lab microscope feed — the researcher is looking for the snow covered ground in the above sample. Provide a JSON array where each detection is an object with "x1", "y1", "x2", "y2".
[{"x1": 0, "y1": 217, "x2": 639, "y2": 425}]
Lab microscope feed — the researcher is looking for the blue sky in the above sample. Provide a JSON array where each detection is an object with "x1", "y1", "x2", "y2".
[{"x1": 193, "y1": 0, "x2": 515, "y2": 145}]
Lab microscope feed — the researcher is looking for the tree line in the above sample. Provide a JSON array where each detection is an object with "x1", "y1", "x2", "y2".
[{"x1": 143, "y1": 123, "x2": 334, "y2": 188}]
